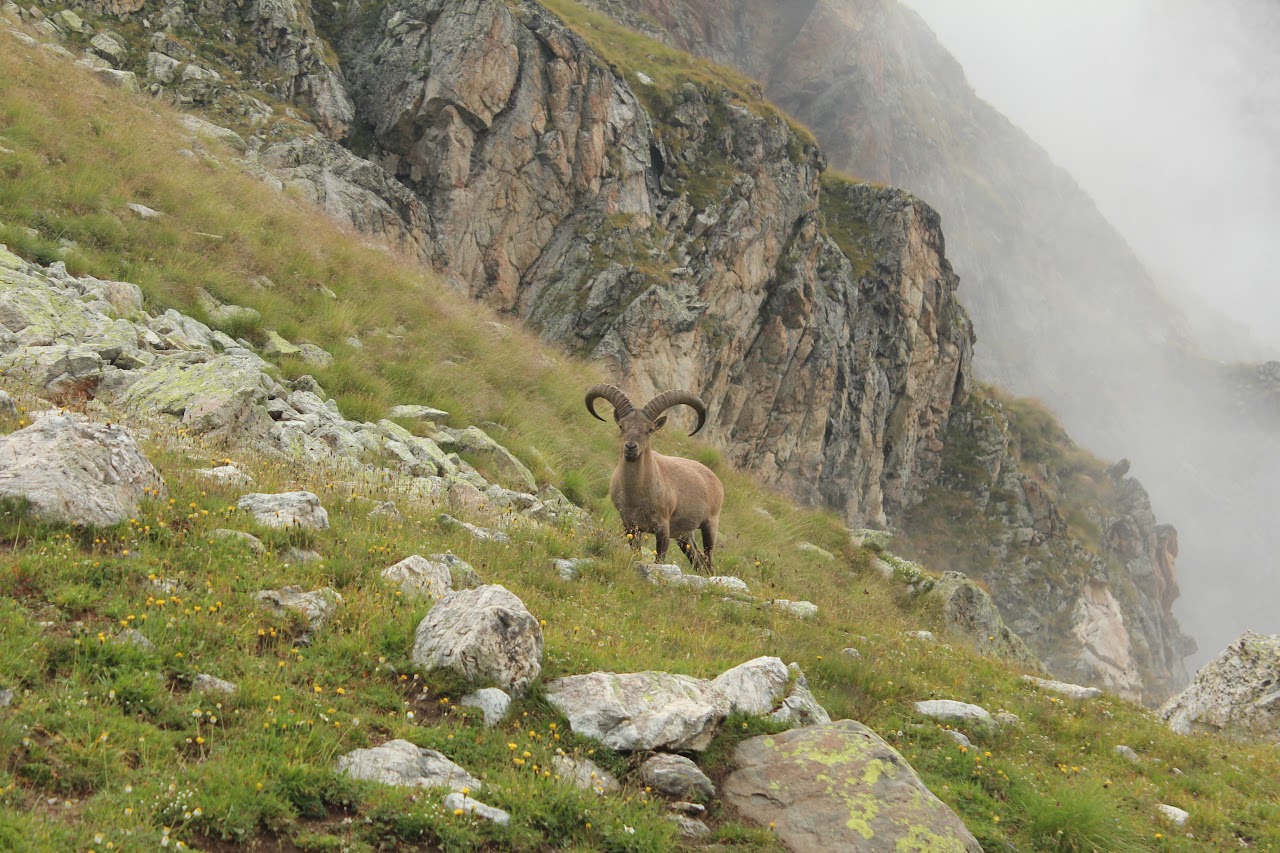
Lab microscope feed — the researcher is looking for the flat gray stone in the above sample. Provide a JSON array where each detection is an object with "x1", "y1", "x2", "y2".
[
  {"x1": 237, "y1": 491, "x2": 329, "y2": 530},
  {"x1": 337, "y1": 740, "x2": 480, "y2": 792},
  {"x1": 192, "y1": 674, "x2": 238, "y2": 695},
  {"x1": 442, "y1": 793, "x2": 509, "y2": 825},
  {"x1": 914, "y1": 699, "x2": 993, "y2": 726}
]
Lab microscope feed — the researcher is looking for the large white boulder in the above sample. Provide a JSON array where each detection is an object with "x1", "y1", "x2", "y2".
[
  {"x1": 411, "y1": 585, "x2": 543, "y2": 695},
  {"x1": 1160, "y1": 631, "x2": 1280, "y2": 743},
  {"x1": 545, "y1": 671, "x2": 728, "y2": 752},
  {"x1": 0, "y1": 412, "x2": 164, "y2": 526}
]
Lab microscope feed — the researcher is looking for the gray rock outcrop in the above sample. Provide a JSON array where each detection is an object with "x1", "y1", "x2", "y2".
[
  {"x1": 411, "y1": 585, "x2": 543, "y2": 695},
  {"x1": 721, "y1": 720, "x2": 982, "y2": 852},
  {"x1": 0, "y1": 412, "x2": 164, "y2": 527},
  {"x1": 1160, "y1": 631, "x2": 1280, "y2": 743}
]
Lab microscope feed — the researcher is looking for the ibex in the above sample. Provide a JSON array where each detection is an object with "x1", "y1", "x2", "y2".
[{"x1": 585, "y1": 384, "x2": 724, "y2": 571}]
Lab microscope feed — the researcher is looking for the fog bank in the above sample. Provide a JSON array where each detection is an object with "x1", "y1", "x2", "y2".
[
  {"x1": 904, "y1": 0, "x2": 1280, "y2": 361},
  {"x1": 903, "y1": 0, "x2": 1280, "y2": 667}
]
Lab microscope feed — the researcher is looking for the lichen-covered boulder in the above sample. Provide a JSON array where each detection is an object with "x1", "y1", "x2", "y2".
[
  {"x1": 120, "y1": 353, "x2": 274, "y2": 436},
  {"x1": 545, "y1": 671, "x2": 727, "y2": 752},
  {"x1": 0, "y1": 412, "x2": 164, "y2": 526},
  {"x1": 722, "y1": 720, "x2": 982, "y2": 852},
  {"x1": 411, "y1": 585, "x2": 543, "y2": 695},
  {"x1": 1160, "y1": 631, "x2": 1280, "y2": 743}
]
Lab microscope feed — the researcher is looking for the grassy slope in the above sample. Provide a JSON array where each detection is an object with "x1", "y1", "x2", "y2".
[{"x1": 0, "y1": 28, "x2": 1277, "y2": 853}]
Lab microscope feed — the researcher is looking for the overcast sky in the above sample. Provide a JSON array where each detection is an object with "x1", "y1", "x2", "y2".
[{"x1": 902, "y1": 0, "x2": 1280, "y2": 360}]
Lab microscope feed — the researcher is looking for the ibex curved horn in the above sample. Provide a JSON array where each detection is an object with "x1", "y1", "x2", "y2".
[
  {"x1": 585, "y1": 384, "x2": 636, "y2": 422},
  {"x1": 641, "y1": 390, "x2": 708, "y2": 436}
]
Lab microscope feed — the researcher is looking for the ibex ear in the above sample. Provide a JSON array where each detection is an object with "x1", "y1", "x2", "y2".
[{"x1": 653, "y1": 415, "x2": 668, "y2": 431}]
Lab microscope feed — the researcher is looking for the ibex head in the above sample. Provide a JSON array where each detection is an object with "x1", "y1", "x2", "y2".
[{"x1": 585, "y1": 384, "x2": 708, "y2": 462}]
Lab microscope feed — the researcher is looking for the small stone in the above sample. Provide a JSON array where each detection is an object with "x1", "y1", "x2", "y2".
[
  {"x1": 907, "y1": 630, "x2": 937, "y2": 642},
  {"x1": 337, "y1": 740, "x2": 480, "y2": 792},
  {"x1": 438, "y1": 513, "x2": 511, "y2": 543},
  {"x1": 297, "y1": 343, "x2": 333, "y2": 369},
  {"x1": 553, "y1": 557, "x2": 591, "y2": 581},
  {"x1": 668, "y1": 815, "x2": 711, "y2": 838},
  {"x1": 914, "y1": 699, "x2": 993, "y2": 726},
  {"x1": 389, "y1": 404, "x2": 449, "y2": 422},
  {"x1": 126, "y1": 203, "x2": 163, "y2": 219},
  {"x1": 1022, "y1": 675, "x2": 1102, "y2": 700},
  {"x1": 412, "y1": 585, "x2": 543, "y2": 695},
  {"x1": 383, "y1": 555, "x2": 453, "y2": 600},
  {"x1": 945, "y1": 730, "x2": 972, "y2": 748},
  {"x1": 0, "y1": 687, "x2": 12, "y2": 707},
  {"x1": 637, "y1": 562, "x2": 684, "y2": 585},
  {"x1": 442, "y1": 793, "x2": 510, "y2": 825},
  {"x1": 669, "y1": 801, "x2": 706, "y2": 816},
  {"x1": 841, "y1": 647, "x2": 861, "y2": 659},
  {"x1": 797, "y1": 542, "x2": 835, "y2": 561},
  {"x1": 254, "y1": 586, "x2": 341, "y2": 632},
  {"x1": 112, "y1": 629, "x2": 154, "y2": 653},
  {"x1": 282, "y1": 547, "x2": 323, "y2": 565},
  {"x1": 367, "y1": 500, "x2": 402, "y2": 521},
  {"x1": 195, "y1": 464, "x2": 252, "y2": 486},
  {"x1": 993, "y1": 711, "x2": 1022, "y2": 729},
  {"x1": 459, "y1": 688, "x2": 511, "y2": 728},
  {"x1": 552, "y1": 754, "x2": 620, "y2": 795},
  {"x1": 210, "y1": 528, "x2": 265, "y2": 554},
  {"x1": 1114, "y1": 745, "x2": 1140, "y2": 763},
  {"x1": 237, "y1": 491, "x2": 329, "y2": 530},
  {"x1": 640, "y1": 753, "x2": 715, "y2": 803},
  {"x1": 766, "y1": 599, "x2": 819, "y2": 619},
  {"x1": 1156, "y1": 803, "x2": 1190, "y2": 826},
  {"x1": 708, "y1": 575, "x2": 749, "y2": 594},
  {"x1": 192, "y1": 674, "x2": 237, "y2": 695}
]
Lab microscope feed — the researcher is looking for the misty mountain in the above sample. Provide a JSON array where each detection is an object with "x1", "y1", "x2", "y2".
[{"x1": 581, "y1": 0, "x2": 1280, "y2": 666}]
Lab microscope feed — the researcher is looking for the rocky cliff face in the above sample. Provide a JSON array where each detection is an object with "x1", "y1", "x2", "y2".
[
  {"x1": 323, "y1": 0, "x2": 973, "y2": 527},
  {"x1": 896, "y1": 389, "x2": 1195, "y2": 702}
]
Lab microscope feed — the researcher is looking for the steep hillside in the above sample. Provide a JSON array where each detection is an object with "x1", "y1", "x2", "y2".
[
  {"x1": 0, "y1": 0, "x2": 1193, "y2": 701},
  {"x1": 2, "y1": 30, "x2": 1280, "y2": 852}
]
